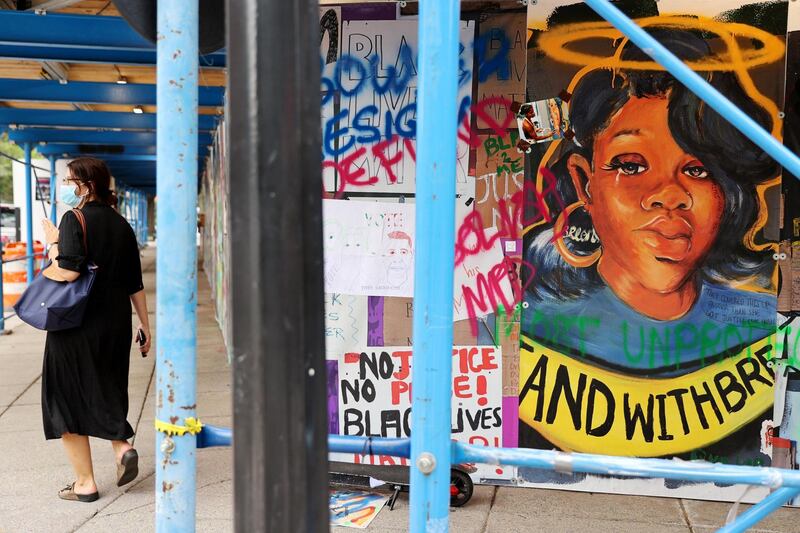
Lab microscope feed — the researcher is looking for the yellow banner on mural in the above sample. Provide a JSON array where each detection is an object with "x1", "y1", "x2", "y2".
[{"x1": 519, "y1": 335, "x2": 774, "y2": 457}]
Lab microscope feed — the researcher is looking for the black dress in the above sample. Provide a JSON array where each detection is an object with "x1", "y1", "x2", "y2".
[{"x1": 41, "y1": 201, "x2": 144, "y2": 440}]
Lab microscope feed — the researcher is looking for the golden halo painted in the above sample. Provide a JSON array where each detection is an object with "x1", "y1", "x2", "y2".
[{"x1": 537, "y1": 15, "x2": 785, "y2": 71}]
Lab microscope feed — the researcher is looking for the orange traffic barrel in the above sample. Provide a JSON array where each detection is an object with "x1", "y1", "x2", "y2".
[{"x1": 2, "y1": 241, "x2": 44, "y2": 308}]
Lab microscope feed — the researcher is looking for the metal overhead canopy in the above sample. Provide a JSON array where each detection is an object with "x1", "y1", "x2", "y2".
[
  {"x1": 27, "y1": 0, "x2": 87, "y2": 12},
  {"x1": 6, "y1": 128, "x2": 213, "y2": 145},
  {"x1": 0, "y1": 109, "x2": 219, "y2": 131},
  {"x1": 0, "y1": 79, "x2": 224, "y2": 106},
  {"x1": 0, "y1": 44, "x2": 225, "y2": 66},
  {"x1": 0, "y1": 10, "x2": 223, "y2": 191},
  {"x1": 81, "y1": 154, "x2": 157, "y2": 162},
  {"x1": 35, "y1": 144, "x2": 212, "y2": 157},
  {"x1": 111, "y1": 166, "x2": 155, "y2": 173},
  {"x1": 35, "y1": 144, "x2": 159, "y2": 156},
  {"x1": 0, "y1": 11, "x2": 226, "y2": 66},
  {"x1": 108, "y1": 161, "x2": 156, "y2": 169}
]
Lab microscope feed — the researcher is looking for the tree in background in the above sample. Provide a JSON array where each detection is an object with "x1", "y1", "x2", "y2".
[
  {"x1": 0, "y1": 134, "x2": 42, "y2": 204},
  {"x1": 0, "y1": 133, "x2": 23, "y2": 204}
]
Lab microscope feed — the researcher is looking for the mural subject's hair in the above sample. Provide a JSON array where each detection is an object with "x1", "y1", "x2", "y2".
[{"x1": 525, "y1": 29, "x2": 779, "y2": 302}]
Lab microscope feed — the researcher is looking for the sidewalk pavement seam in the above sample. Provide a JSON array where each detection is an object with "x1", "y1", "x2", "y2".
[
  {"x1": 0, "y1": 375, "x2": 40, "y2": 420},
  {"x1": 73, "y1": 472, "x2": 156, "y2": 531},
  {"x1": 679, "y1": 499, "x2": 696, "y2": 533},
  {"x1": 130, "y1": 362, "x2": 155, "y2": 447},
  {"x1": 197, "y1": 478, "x2": 231, "y2": 491},
  {"x1": 481, "y1": 485, "x2": 498, "y2": 532},
  {"x1": 88, "y1": 499, "x2": 153, "y2": 519}
]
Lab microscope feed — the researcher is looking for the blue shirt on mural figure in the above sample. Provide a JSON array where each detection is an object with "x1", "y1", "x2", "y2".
[{"x1": 522, "y1": 281, "x2": 776, "y2": 375}]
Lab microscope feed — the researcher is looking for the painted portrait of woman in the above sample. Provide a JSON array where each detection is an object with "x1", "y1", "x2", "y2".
[{"x1": 519, "y1": 27, "x2": 784, "y2": 457}]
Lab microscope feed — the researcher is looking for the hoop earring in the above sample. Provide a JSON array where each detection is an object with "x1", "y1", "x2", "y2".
[{"x1": 553, "y1": 201, "x2": 602, "y2": 268}]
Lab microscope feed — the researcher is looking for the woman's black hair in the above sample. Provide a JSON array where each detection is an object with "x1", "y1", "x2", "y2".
[
  {"x1": 525, "y1": 29, "x2": 779, "y2": 302},
  {"x1": 68, "y1": 156, "x2": 118, "y2": 208}
]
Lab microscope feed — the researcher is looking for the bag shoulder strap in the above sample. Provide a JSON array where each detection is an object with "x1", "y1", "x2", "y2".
[{"x1": 71, "y1": 208, "x2": 88, "y2": 253}]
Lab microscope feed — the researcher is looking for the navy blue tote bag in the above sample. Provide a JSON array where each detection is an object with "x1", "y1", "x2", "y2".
[{"x1": 13, "y1": 209, "x2": 97, "y2": 331}]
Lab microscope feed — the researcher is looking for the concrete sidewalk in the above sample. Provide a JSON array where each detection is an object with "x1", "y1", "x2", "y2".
[
  {"x1": 0, "y1": 247, "x2": 233, "y2": 533},
  {"x1": 2, "y1": 246, "x2": 800, "y2": 532}
]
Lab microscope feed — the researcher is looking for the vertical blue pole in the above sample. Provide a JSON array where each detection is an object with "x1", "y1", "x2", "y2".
[
  {"x1": 134, "y1": 191, "x2": 138, "y2": 239},
  {"x1": 48, "y1": 155, "x2": 57, "y2": 225},
  {"x1": 23, "y1": 143, "x2": 33, "y2": 285},
  {"x1": 139, "y1": 191, "x2": 144, "y2": 243},
  {"x1": 144, "y1": 195, "x2": 149, "y2": 242},
  {"x1": 0, "y1": 239, "x2": 5, "y2": 334},
  {"x1": 140, "y1": 192, "x2": 145, "y2": 243},
  {"x1": 409, "y1": 1, "x2": 461, "y2": 531},
  {"x1": 134, "y1": 191, "x2": 140, "y2": 244},
  {"x1": 141, "y1": 193, "x2": 147, "y2": 243},
  {"x1": 156, "y1": 0, "x2": 198, "y2": 531}
]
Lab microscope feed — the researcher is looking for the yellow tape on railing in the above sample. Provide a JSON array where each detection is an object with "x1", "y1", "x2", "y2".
[{"x1": 154, "y1": 416, "x2": 203, "y2": 437}]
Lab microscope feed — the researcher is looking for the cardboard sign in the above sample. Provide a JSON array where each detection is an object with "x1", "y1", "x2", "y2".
[{"x1": 335, "y1": 346, "x2": 508, "y2": 479}]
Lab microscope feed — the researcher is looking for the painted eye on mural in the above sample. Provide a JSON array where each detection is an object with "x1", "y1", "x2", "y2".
[
  {"x1": 601, "y1": 154, "x2": 648, "y2": 176},
  {"x1": 682, "y1": 164, "x2": 711, "y2": 179}
]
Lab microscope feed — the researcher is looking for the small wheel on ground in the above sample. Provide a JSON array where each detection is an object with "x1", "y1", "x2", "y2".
[{"x1": 449, "y1": 469, "x2": 473, "y2": 507}]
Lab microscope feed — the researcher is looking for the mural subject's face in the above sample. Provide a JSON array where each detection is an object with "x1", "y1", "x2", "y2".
[{"x1": 568, "y1": 96, "x2": 725, "y2": 295}]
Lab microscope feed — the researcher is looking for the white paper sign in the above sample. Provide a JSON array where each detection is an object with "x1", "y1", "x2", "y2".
[
  {"x1": 452, "y1": 227, "x2": 515, "y2": 323},
  {"x1": 322, "y1": 20, "x2": 475, "y2": 196},
  {"x1": 323, "y1": 199, "x2": 416, "y2": 297},
  {"x1": 336, "y1": 346, "x2": 505, "y2": 480},
  {"x1": 325, "y1": 293, "x2": 368, "y2": 359}
]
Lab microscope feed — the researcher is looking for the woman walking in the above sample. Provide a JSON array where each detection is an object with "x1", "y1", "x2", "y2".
[{"x1": 39, "y1": 157, "x2": 151, "y2": 502}]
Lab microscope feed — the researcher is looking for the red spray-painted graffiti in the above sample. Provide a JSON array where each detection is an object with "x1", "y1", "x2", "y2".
[
  {"x1": 454, "y1": 167, "x2": 564, "y2": 267},
  {"x1": 457, "y1": 168, "x2": 565, "y2": 336},
  {"x1": 323, "y1": 95, "x2": 567, "y2": 338},
  {"x1": 323, "y1": 136, "x2": 417, "y2": 199},
  {"x1": 461, "y1": 256, "x2": 535, "y2": 337},
  {"x1": 323, "y1": 96, "x2": 515, "y2": 198}
]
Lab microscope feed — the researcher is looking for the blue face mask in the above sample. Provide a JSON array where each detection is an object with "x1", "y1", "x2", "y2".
[{"x1": 60, "y1": 183, "x2": 83, "y2": 208}]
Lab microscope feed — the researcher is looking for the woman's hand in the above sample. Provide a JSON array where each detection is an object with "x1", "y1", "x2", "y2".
[
  {"x1": 41, "y1": 218, "x2": 59, "y2": 245},
  {"x1": 136, "y1": 325, "x2": 152, "y2": 355}
]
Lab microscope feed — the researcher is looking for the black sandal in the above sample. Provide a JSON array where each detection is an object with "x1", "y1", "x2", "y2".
[
  {"x1": 58, "y1": 482, "x2": 99, "y2": 503},
  {"x1": 117, "y1": 448, "x2": 139, "y2": 487}
]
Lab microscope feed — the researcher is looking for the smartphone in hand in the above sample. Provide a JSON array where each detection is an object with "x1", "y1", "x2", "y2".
[{"x1": 136, "y1": 329, "x2": 148, "y2": 357}]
